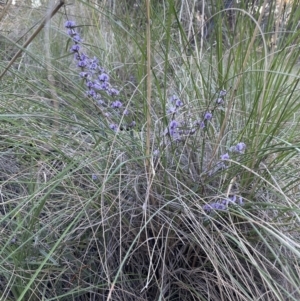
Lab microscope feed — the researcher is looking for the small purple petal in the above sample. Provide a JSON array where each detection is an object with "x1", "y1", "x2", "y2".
[
  {"x1": 100, "y1": 81, "x2": 110, "y2": 90},
  {"x1": 123, "y1": 109, "x2": 130, "y2": 116},
  {"x1": 169, "y1": 120, "x2": 179, "y2": 129},
  {"x1": 86, "y1": 81, "x2": 94, "y2": 89},
  {"x1": 65, "y1": 20, "x2": 76, "y2": 28},
  {"x1": 167, "y1": 106, "x2": 177, "y2": 114},
  {"x1": 219, "y1": 89, "x2": 227, "y2": 97},
  {"x1": 203, "y1": 202, "x2": 227, "y2": 212},
  {"x1": 235, "y1": 142, "x2": 246, "y2": 153},
  {"x1": 216, "y1": 98, "x2": 224, "y2": 105},
  {"x1": 111, "y1": 100, "x2": 123, "y2": 108},
  {"x1": 72, "y1": 34, "x2": 82, "y2": 43},
  {"x1": 70, "y1": 44, "x2": 80, "y2": 53},
  {"x1": 67, "y1": 29, "x2": 76, "y2": 36},
  {"x1": 89, "y1": 62, "x2": 98, "y2": 70},
  {"x1": 204, "y1": 112, "x2": 212, "y2": 121},
  {"x1": 129, "y1": 121, "x2": 136, "y2": 128},
  {"x1": 175, "y1": 99, "x2": 183, "y2": 107},
  {"x1": 80, "y1": 72, "x2": 89, "y2": 78},
  {"x1": 108, "y1": 88, "x2": 119, "y2": 96},
  {"x1": 93, "y1": 82, "x2": 103, "y2": 90},
  {"x1": 220, "y1": 153, "x2": 230, "y2": 160},
  {"x1": 78, "y1": 60, "x2": 88, "y2": 68},
  {"x1": 97, "y1": 99, "x2": 104, "y2": 106},
  {"x1": 87, "y1": 89, "x2": 97, "y2": 98},
  {"x1": 109, "y1": 124, "x2": 118, "y2": 131},
  {"x1": 99, "y1": 73, "x2": 110, "y2": 82}
]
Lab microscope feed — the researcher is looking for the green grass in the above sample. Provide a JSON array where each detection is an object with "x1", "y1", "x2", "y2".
[{"x1": 1, "y1": 0, "x2": 300, "y2": 300}]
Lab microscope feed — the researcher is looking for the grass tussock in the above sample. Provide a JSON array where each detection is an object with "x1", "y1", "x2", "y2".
[{"x1": 1, "y1": 0, "x2": 300, "y2": 300}]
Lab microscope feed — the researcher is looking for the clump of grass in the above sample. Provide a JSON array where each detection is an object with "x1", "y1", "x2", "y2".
[{"x1": 1, "y1": 0, "x2": 300, "y2": 300}]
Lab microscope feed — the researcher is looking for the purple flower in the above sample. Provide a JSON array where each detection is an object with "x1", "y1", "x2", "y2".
[
  {"x1": 235, "y1": 142, "x2": 246, "y2": 153},
  {"x1": 168, "y1": 120, "x2": 179, "y2": 136},
  {"x1": 70, "y1": 44, "x2": 80, "y2": 53},
  {"x1": 220, "y1": 153, "x2": 230, "y2": 160},
  {"x1": 67, "y1": 29, "x2": 76, "y2": 36},
  {"x1": 123, "y1": 109, "x2": 130, "y2": 116},
  {"x1": 97, "y1": 99, "x2": 104, "y2": 106},
  {"x1": 109, "y1": 124, "x2": 118, "y2": 131},
  {"x1": 204, "y1": 112, "x2": 212, "y2": 121},
  {"x1": 86, "y1": 81, "x2": 94, "y2": 89},
  {"x1": 100, "y1": 81, "x2": 109, "y2": 90},
  {"x1": 75, "y1": 53, "x2": 88, "y2": 61},
  {"x1": 170, "y1": 95, "x2": 178, "y2": 103},
  {"x1": 108, "y1": 88, "x2": 119, "y2": 96},
  {"x1": 169, "y1": 95, "x2": 183, "y2": 107},
  {"x1": 219, "y1": 89, "x2": 227, "y2": 97},
  {"x1": 92, "y1": 174, "x2": 98, "y2": 181},
  {"x1": 87, "y1": 89, "x2": 97, "y2": 98},
  {"x1": 167, "y1": 106, "x2": 177, "y2": 114},
  {"x1": 169, "y1": 120, "x2": 179, "y2": 129},
  {"x1": 72, "y1": 34, "x2": 82, "y2": 43},
  {"x1": 237, "y1": 197, "x2": 244, "y2": 205},
  {"x1": 89, "y1": 62, "x2": 98, "y2": 70},
  {"x1": 78, "y1": 59, "x2": 88, "y2": 68},
  {"x1": 99, "y1": 73, "x2": 109, "y2": 82},
  {"x1": 153, "y1": 149, "x2": 160, "y2": 157},
  {"x1": 65, "y1": 20, "x2": 76, "y2": 28},
  {"x1": 203, "y1": 202, "x2": 227, "y2": 212},
  {"x1": 195, "y1": 120, "x2": 205, "y2": 129},
  {"x1": 93, "y1": 82, "x2": 102, "y2": 90},
  {"x1": 80, "y1": 71, "x2": 89, "y2": 78},
  {"x1": 216, "y1": 98, "x2": 224, "y2": 105},
  {"x1": 175, "y1": 99, "x2": 183, "y2": 107},
  {"x1": 111, "y1": 100, "x2": 122, "y2": 108},
  {"x1": 129, "y1": 121, "x2": 136, "y2": 128}
]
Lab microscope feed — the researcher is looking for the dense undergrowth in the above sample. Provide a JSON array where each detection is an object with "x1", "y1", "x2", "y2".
[{"x1": 1, "y1": 0, "x2": 300, "y2": 300}]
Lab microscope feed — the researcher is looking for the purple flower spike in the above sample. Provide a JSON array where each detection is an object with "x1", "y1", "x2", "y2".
[
  {"x1": 65, "y1": 20, "x2": 76, "y2": 28},
  {"x1": 111, "y1": 100, "x2": 123, "y2": 108},
  {"x1": 204, "y1": 112, "x2": 212, "y2": 121},
  {"x1": 220, "y1": 153, "x2": 230, "y2": 160}
]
